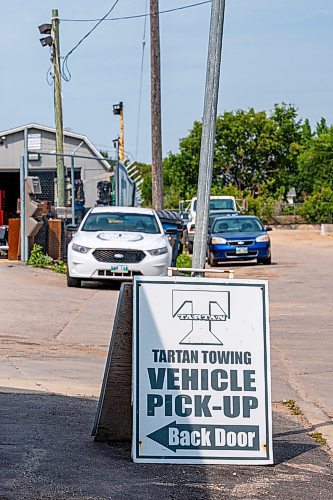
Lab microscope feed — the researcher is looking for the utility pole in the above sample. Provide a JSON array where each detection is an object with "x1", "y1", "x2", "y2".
[
  {"x1": 113, "y1": 102, "x2": 125, "y2": 162},
  {"x1": 52, "y1": 9, "x2": 65, "y2": 207},
  {"x1": 150, "y1": 0, "x2": 163, "y2": 210},
  {"x1": 192, "y1": 0, "x2": 226, "y2": 272},
  {"x1": 113, "y1": 137, "x2": 120, "y2": 206}
]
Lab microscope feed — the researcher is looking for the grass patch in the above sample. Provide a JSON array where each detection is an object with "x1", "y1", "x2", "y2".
[
  {"x1": 282, "y1": 399, "x2": 303, "y2": 416},
  {"x1": 308, "y1": 432, "x2": 327, "y2": 446}
]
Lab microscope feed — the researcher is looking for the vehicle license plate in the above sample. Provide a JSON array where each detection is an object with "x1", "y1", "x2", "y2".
[
  {"x1": 111, "y1": 265, "x2": 129, "y2": 273},
  {"x1": 236, "y1": 246, "x2": 248, "y2": 255}
]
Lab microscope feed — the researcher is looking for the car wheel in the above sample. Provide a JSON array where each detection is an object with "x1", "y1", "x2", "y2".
[
  {"x1": 208, "y1": 251, "x2": 218, "y2": 267},
  {"x1": 67, "y1": 272, "x2": 81, "y2": 288},
  {"x1": 257, "y1": 255, "x2": 271, "y2": 265},
  {"x1": 188, "y1": 241, "x2": 193, "y2": 254}
]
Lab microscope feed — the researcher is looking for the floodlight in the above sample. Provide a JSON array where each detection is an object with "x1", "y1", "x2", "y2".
[
  {"x1": 38, "y1": 23, "x2": 52, "y2": 35},
  {"x1": 113, "y1": 102, "x2": 123, "y2": 115},
  {"x1": 39, "y1": 36, "x2": 53, "y2": 47}
]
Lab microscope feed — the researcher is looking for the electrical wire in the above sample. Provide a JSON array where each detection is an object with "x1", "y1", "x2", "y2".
[
  {"x1": 60, "y1": 1, "x2": 211, "y2": 22},
  {"x1": 135, "y1": 0, "x2": 149, "y2": 161},
  {"x1": 61, "y1": 0, "x2": 121, "y2": 81},
  {"x1": 46, "y1": 64, "x2": 54, "y2": 86}
]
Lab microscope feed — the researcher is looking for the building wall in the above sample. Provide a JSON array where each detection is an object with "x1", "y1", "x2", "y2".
[{"x1": 0, "y1": 126, "x2": 112, "y2": 208}]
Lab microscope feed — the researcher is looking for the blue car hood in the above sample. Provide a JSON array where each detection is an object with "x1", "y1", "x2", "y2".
[{"x1": 212, "y1": 231, "x2": 265, "y2": 240}]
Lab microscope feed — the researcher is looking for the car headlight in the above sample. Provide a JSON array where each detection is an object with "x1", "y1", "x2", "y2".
[
  {"x1": 148, "y1": 246, "x2": 168, "y2": 256},
  {"x1": 211, "y1": 237, "x2": 227, "y2": 244},
  {"x1": 72, "y1": 243, "x2": 91, "y2": 254},
  {"x1": 256, "y1": 235, "x2": 270, "y2": 242}
]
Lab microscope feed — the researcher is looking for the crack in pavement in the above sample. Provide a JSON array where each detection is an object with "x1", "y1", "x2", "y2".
[
  {"x1": 2, "y1": 355, "x2": 51, "y2": 393},
  {"x1": 53, "y1": 289, "x2": 97, "y2": 341}
]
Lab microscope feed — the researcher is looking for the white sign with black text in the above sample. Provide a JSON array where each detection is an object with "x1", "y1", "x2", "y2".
[{"x1": 132, "y1": 276, "x2": 273, "y2": 464}]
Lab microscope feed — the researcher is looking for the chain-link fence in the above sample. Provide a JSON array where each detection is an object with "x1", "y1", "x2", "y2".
[{"x1": 25, "y1": 148, "x2": 139, "y2": 262}]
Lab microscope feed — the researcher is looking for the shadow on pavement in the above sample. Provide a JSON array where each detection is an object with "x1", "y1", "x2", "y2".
[{"x1": 0, "y1": 392, "x2": 332, "y2": 499}]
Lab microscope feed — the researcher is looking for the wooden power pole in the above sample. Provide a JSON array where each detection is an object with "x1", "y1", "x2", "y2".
[
  {"x1": 52, "y1": 9, "x2": 65, "y2": 207},
  {"x1": 150, "y1": 0, "x2": 163, "y2": 210}
]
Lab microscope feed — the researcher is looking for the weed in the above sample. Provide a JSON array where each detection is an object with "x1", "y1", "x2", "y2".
[
  {"x1": 53, "y1": 260, "x2": 67, "y2": 274},
  {"x1": 28, "y1": 244, "x2": 53, "y2": 268},
  {"x1": 308, "y1": 432, "x2": 327, "y2": 446},
  {"x1": 283, "y1": 399, "x2": 303, "y2": 416}
]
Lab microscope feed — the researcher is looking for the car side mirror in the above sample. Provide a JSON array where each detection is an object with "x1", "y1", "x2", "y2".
[
  {"x1": 265, "y1": 226, "x2": 273, "y2": 231},
  {"x1": 66, "y1": 223, "x2": 79, "y2": 232}
]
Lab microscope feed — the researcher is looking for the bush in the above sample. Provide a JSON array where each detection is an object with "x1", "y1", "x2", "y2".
[
  {"x1": 246, "y1": 196, "x2": 275, "y2": 223},
  {"x1": 176, "y1": 253, "x2": 192, "y2": 268},
  {"x1": 297, "y1": 187, "x2": 333, "y2": 223}
]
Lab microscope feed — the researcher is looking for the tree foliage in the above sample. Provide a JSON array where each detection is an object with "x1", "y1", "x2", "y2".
[
  {"x1": 297, "y1": 128, "x2": 333, "y2": 194},
  {"x1": 135, "y1": 104, "x2": 333, "y2": 222},
  {"x1": 163, "y1": 104, "x2": 303, "y2": 200}
]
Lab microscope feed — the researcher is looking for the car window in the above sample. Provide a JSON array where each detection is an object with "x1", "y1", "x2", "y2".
[
  {"x1": 212, "y1": 218, "x2": 263, "y2": 233},
  {"x1": 82, "y1": 213, "x2": 161, "y2": 234},
  {"x1": 208, "y1": 211, "x2": 236, "y2": 226},
  {"x1": 194, "y1": 199, "x2": 235, "y2": 211}
]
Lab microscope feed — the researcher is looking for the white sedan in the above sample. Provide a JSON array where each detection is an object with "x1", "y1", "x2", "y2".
[{"x1": 67, "y1": 207, "x2": 172, "y2": 287}]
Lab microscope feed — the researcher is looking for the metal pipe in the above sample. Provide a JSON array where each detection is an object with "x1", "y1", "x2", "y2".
[
  {"x1": 20, "y1": 156, "x2": 25, "y2": 262},
  {"x1": 70, "y1": 155, "x2": 75, "y2": 224},
  {"x1": 192, "y1": 0, "x2": 226, "y2": 274},
  {"x1": 23, "y1": 128, "x2": 29, "y2": 261}
]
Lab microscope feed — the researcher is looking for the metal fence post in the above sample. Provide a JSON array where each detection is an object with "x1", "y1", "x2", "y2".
[
  {"x1": 70, "y1": 155, "x2": 75, "y2": 224},
  {"x1": 23, "y1": 128, "x2": 29, "y2": 261},
  {"x1": 20, "y1": 156, "x2": 26, "y2": 262}
]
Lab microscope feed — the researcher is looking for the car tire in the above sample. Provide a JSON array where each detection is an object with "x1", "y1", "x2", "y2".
[
  {"x1": 188, "y1": 241, "x2": 193, "y2": 254},
  {"x1": 208, "y1": 251, "x2": 218, "y2": 267},
  {"x1": 257, "y1": 255, "x2": 271, "y2": 265},
  {"x1": 67, "y1": 272, "x2": 81, "y2": 288}
]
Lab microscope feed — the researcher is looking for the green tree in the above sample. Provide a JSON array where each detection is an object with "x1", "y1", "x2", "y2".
[
  {"x1": 164, "y1": 104, "x2": 303, "y2": 197},
  {"x1": 298, "y1": 187, "x2": 333, "y2": 222},
  {"x1": 315, "y1": 117, "x2": 328, "y2": 137},
  {"x1": 297, "y1": 127, "x2": 333, "y2": 194}
]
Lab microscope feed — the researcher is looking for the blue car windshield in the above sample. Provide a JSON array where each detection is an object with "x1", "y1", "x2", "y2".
[
  {"x1": 212, "y1": 217, "x2": 263, "y2": 233},
  {"x1": 82, "y1": 213, "x2": 161, "y2": 234}
]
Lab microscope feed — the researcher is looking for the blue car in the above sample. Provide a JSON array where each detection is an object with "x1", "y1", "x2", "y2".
[{"x1": 207, "y1": 215, "x2": 272, "y2": 266}]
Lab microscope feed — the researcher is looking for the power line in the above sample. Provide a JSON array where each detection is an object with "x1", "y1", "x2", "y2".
[
  {"x1": 60, "y1": 1, "x2": 211, "y2": 22},
  {"x1": 61, "y1": 0, "x2": 121, "y2": 81},
  {"x1": 135, "y1": 0, "x2": 149, "y2": 160}
]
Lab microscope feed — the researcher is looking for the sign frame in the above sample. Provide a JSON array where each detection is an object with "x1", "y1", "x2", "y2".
[{"x1": 132, "y1": 276, "x2": 273, "y2": 464}]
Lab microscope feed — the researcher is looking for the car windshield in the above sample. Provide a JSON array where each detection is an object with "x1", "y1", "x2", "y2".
[
  {"x1": 82, "y1": 212, "x2": 161, "y2": 234},
  {"x1": 212, "y1": 217, "x2": 263, "y2": 233},
  {"x1": 208, "y1": 211, "x2": 235, "y2": 227},
  {"x1": 194, "y1": 199, "x2": 235, "y2": 211}
]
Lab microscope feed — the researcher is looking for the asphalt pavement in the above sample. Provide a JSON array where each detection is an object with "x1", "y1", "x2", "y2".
[
  {"x1": 0, "y1": 394, "x2": 332, "y2": 499},
  {"x1": 0, "y1": 228, "x2": 333, "y2": 498}
]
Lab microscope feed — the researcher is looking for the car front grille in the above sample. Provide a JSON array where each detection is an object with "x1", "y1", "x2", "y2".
[
  {"x1": 228, "y1": 240, "x2": 254, "y2": 246},
  {"x1": 97, "y1": 270, "x2": 142, "y2": 277},
  {"x1": 93, "y1": 249, "x2": 146, "y2": 263}
]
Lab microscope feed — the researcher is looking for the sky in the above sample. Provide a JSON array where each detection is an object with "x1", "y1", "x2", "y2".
[{"x1": 1, "y1": 0, "x2": 333, "y2": 164}]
